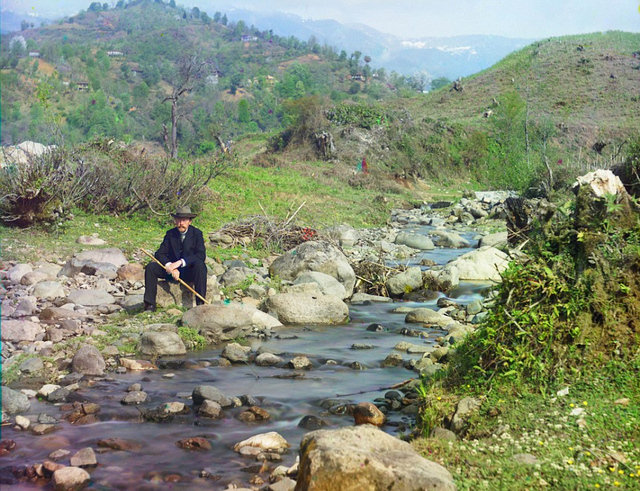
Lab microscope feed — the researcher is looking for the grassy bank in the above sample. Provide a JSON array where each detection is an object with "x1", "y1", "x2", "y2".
[
  {"x1": 0, "y1": 159, "x2": 421, "y2": 264},
  {"x1": 413, "y1": 361, "x2": 640, "y2": 490}
]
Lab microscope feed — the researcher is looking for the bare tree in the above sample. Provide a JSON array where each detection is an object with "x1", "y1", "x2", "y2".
[{"x1": 163, "y1": 54, "x2": 208, "y2": 158}]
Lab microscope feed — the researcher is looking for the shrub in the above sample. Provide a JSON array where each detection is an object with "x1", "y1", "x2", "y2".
[{"x1": 0, "y1": 139, "x2": 236, "y2": 226}]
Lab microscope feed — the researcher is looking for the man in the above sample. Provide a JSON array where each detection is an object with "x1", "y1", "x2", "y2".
[{"x1": 143, "y1": 206, "x2": 207, "y2": 311}]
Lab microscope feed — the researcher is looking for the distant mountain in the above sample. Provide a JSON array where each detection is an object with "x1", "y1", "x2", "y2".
[
  {"x1": 0, "y1": 10, "x2": 53, "y2": 35},
  {"x1": 222, "y1": 8, "x2": 536, "y2": 78}
]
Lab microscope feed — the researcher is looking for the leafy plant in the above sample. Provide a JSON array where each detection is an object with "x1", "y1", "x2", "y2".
[{"x1": 178, "y1": 326, "x2": 207, "y2": 350}]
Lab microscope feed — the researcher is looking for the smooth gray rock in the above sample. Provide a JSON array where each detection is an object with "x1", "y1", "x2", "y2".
[
  {"x1": 477, "y1": 231, "x2": 508, "y2": 248},
  {"x1": 430, "y1": 229, "x2": 470, "y2": 249},
  {"x1": 219, "y1": 266, "x2": 256, "y2": 287},
  {"x1": 394, "y1": 232, "x2": 435, "y2": 250},
  {"x1": 19, "y1": 357, "x2": 44, "y2": 374},
  {"x1": 52, "y1": 467, "x2": 90, "y2": 491},
  {"x1": 443, "y1": 246, "x2": 509, "y2": 282},
  {"x1": 296, "y1": 425, "x2": 455, "y2": 491},
  {"x1": 221, "y1": 342, "x2": 252, "y2": 363},
  {"x1": 264, "y1": 292, "x2": 349, "y2": 325},
  {"x1": 182, "y1": 303, "x2": 281, "y2": 344},
  {"x1": 270, "y1": 241, "x2": 356, "y2": 296},
  {"x1": 255, "y1": 352, "x2": 284, "y2": 367},
  {"x1": 67, "y1": 289, "x2": 115, "y2": 307},
  {"x1": 294, "y1": 271, "x2": 348, "y2": 299},
  {"x1": 32, "y1": 281, "x2": 66, "y2": 300},
  {"x1": 138, "y1": 331, "x2": 186, "y2": 356},
  {"x1": 386, "y1": 266, "x2": 423, "y2": 296},
  {"x1": 192, "y1": 385, "x2": 233, "y2": 407},
  {"x1": 2, "y1": 387, "x2": 30, "y2": 414}
]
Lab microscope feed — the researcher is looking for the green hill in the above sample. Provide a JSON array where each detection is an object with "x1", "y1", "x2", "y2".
[{"x1": 2, "y1": 1, "x2": 639, "y2": 193}]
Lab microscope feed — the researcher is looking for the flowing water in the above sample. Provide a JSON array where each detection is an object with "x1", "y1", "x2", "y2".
[{"x1": 2, "y1": 229, "x2": 490, "y2": 490}]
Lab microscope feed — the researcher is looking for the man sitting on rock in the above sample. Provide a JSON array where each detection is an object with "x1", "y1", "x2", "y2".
[{"x1": 143, "y1": 206, "x2": 207, "y2": 311}]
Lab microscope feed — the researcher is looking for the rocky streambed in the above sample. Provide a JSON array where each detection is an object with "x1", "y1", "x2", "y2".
[{"x1": 1, "y1": 191, "x2": 514, "y2": 490}]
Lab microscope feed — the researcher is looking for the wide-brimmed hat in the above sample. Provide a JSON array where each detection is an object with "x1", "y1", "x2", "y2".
[{"x1": 171, "y1": 206, "x2": 197, "y2": 219}]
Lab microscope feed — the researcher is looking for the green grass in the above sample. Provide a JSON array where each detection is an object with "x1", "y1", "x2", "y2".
[
  {"x1": 1, "y1": 160, "x2": 414, "y2": 263},
  {"x1": 413, "y1": 361, "x2": 640, "y2": 490}
]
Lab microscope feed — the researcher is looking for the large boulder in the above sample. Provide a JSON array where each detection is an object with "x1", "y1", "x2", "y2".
[
  {"x1": 430, "y1": 229, "x2": 470, "y2": 249},
  {"x1": 443, "y1": 246, "x2": 509, "y2": 282},
  {"x1": 1, "y1": 319, "x2": 43, "y2": 342},
  {"x1": 296, "y1": 425, "x2": 455, "y2": 491},
  {"x1": 386, "y1": 267, "x2": 423, "y2": 297},
  {"x1": 394, "y1": 232, "x2": 434, "y2": 250},
  {"x1": 293, "y1": 271, "x2": 347, "y2": 299},
  {"x1": 269, "y1": 241, "x2": 356, "y2": 297},
  {"x1": 182, "y1": 302, "x2": 282, "y2": 344},
  {"x1": 264, "y1": 292, "x2": 349, "y2": 325},
  {"x1": 155, "y1": 276, "x2": 219, "y2": 308}
]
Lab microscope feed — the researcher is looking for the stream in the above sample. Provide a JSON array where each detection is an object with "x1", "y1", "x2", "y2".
[{"x1": 1, "y1": 226, "x2": 489, "y2": 490}]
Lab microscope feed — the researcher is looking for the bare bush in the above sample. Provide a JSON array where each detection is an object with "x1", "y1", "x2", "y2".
[{"x1": 0, "y1": 139, "x2": 235, "y2": 226}]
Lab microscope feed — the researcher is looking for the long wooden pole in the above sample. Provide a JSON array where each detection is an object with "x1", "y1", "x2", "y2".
[{"x1": 140, "y1": 248, "x2": 210, "y2": 305}]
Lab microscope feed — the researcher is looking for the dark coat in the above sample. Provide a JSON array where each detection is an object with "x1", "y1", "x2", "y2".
[{"x1": 154, "y1": 226, "x2": 206, "y2": 267}]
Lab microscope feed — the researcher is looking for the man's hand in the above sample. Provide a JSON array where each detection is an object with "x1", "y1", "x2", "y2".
[
  {"x1": 171, "y1": 269, "x2": 180, "y2": 280},
  {"x1": 165, "y1": 260, "x2": 183, "y2": 273}
]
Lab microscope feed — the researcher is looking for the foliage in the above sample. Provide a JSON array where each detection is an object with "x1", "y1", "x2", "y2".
[
  {"x1": 0, "y1": 139, "x2": 236, "y2": 226},
  {"x1": 325, "y1": 102, "x2": 387, "y2": 129},
  {"x1": 178, "y1": 326, "x2": 207, "y2": 350},
  {"x1": 450, "y1": 189, "x2": 640, "y2": 391}
]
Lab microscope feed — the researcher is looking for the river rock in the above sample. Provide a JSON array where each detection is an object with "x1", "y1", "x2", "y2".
[
  {"x1": 264, "y1": 292, "x2": 348, "y2": 325},
  {"x1": 67, "y1": 289, "x2": 115, "y2": 307},
  {"x1": 52, "y1": 466, "x2": 91, "y2": 491},
  {"x1": 394, "y1": 232, "x2": 434, "y2": 250},
  {"x1": 117, "y1": 263, "x2": 144, "y2": 281},
  {"x1": 221, "y1": 342, "x2": 252, "y2": 363},
  {"x1": 2, "y1": 387, "x2": 30, "y2": 414},
  {"x1": 199, "y1": 399, "x2": 223, "y2": 418},
  {"x1": 423, "y1": 267, "x2": 460, "y2": 292},
  {"x1": 386, "y1": 266, "x2": 423, "y2": 297},
  {"x1": 477, "y1": 231, "x2": 508, "y2": 248},
  {"x1": 71, "y1": 344, "x2": 106, "y2": 376},
  {"x1": 138, "y1": 331, "x2": 186, "y2": 356},
  {"x1": 233, "y1": 431, "x2": 290, "y2": 454},
  {"x1": 219, "y1": 266, "x2": 256, "y2": 287},
  {"x1": 39, "y1": 307, "x2": 87, "y2": 321},
  {"x1": 287, "y1": 356, "x2": 313, "y2": 370},
  {"x1": 20, "y1": 270, "x2": 51, "y2": 286},
  {"x1": 77, "y1": 235, "x2": 106, "y2": 246},
  {"x1": 59, "y1": 248, "x2": 127, "y2": 278},
  {"x1": 255, "y1": 352, "x2": 284, "y2": 367},
  {"x1": 7, "y1": 263, "x2": 32, "y2": 283},
  {"x1": 269, "y1": 241, "x2": 356, "y2": 296},
  {"x1": 70, "y1": 447, "x2": 97, "y2": 467},
  {"x1": 293, "y1": 271, "x2": 348, "y2": 299},
  {"x1": 298, "y1": 415, "x2": 330, "y2": 430},
  {"x1": 353, "y1": 402, "x2": 386, "y2": 426},
  {"x1": 430, "y1": 229, "x2": 470, "y2": 248},
  {"x1": 192, "y1": 385, "x2": 233, "y2": 407},
  {"x1": 121, "y1": 391, "x2": 148, "y2": 405},
  {"x1": 182, "y1": 303, "x2": 282, "y2": 344},
  {"x1": 405, "y1": 308, "x2": 455, "y2": 328},
  {"x1": 350, "y1": 292, "x2": 392, "y2": 304},
  {"x1": 443, "y1": 246, "x2": 509, "y2": 282},
  {"x1": 32, "y1": 281, "x2": 66, "y2": 300},
  {"x1": 450, "y1": 396, "x2": 483, "y2": 434},
  {"x1": 1, "y1": 319, "x2": 43, "y2": 342},
  {"x1": 20, "y1": 356, "x2": 44, "y2": 374},
  {"x1": 296, "y1": 425, "x2": 455, "y2": 491},
  {"x1": 323, "y1": 224, "x2": 359, "y2": 247}
]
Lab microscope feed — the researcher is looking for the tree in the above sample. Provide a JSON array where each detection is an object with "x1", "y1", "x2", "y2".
[
  {"x1": 88, "y1": 2, "x2": 102, "y2": 12},
  {"x1": 430, "y1": 77, "x2": 451, "y2": 91},
  {"x1": 191, "y1": 6, "x2": 200, "y2": 18},
  {"x1": 201, "y1": 12, "x2": 211, "y2": 24},
  {"x1": 169, "y1": 0, "x2": 176, "y2": 7},
  {"x1": 221, "y1": 14, "x2": 228, "y2": 26},
  {"x1": 163, "y1": 54, "x2": 208, "y2": 158},
  {"x1": 20, "y1": 20, "x2": 29, "y2": 31},
  {"x1": 213, "y1": 11, "x2": 221, "y2": 23}
]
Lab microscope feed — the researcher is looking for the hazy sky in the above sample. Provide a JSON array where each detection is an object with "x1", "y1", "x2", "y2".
[{"x1": 3, "y1": 0, "x2": 639, "y2": 38}]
